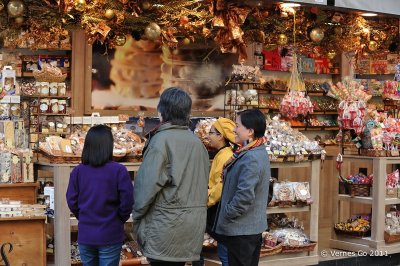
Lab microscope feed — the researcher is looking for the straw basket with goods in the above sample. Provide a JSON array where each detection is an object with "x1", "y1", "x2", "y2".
[{"x1": 33, "y1": 63, "x2": 67, "y2": 83}]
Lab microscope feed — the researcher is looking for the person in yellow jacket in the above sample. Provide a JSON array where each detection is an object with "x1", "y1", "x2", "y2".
[{"x1": 206, "y1": 117, "x2": 236, "y2": 266}]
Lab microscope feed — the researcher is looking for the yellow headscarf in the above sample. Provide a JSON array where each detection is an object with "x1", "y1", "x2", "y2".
[{"x1": 213, "y1": 118, "x2": 236, "y2": 144}]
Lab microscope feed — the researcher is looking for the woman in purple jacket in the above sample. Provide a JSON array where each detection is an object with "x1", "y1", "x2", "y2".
[{"x1": 66, "y1": 125, "x2": 134, "y2": 266}]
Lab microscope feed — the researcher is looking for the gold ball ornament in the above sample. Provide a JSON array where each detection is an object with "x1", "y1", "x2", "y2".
[
  {"x1": 182, "y1": 38, "x2": 191, "y2": 45},
  {"x1": 142, "y1": 1, "x2": 151, "y2": 10},
  {"x1": 327, "y1": 50, "x2": 336, "y2": 59},
  {"x1": 277, "y1": 34, "x2": 288, "y2": 46},
  {"x1": 334, "y1": 27, "x2": 343, "y2": 36},
  {"x1": 7, "y1": 0, "x2": 24, "y2": 17},
  {"x1": 368, "y1": 40, "x2": 379, "y2": 52},
  {"x1": 310, "y1": 28, "x2": 324, "y2": 43},
  {"x1": 74, "y1": 0, "x2": 86, "y2": 12},
  {"x1": 144, "y1": 22, "x2": 161, "y2": 41},
  {"x1": 114, "y1": 34, "x2": 126, "y2": 46},
  {"x1": 15, "y1": 16, "x2": 24, "y2": 25},
  {"x1": 105, "y1": 9, "x2": 115, "y2": 20}
]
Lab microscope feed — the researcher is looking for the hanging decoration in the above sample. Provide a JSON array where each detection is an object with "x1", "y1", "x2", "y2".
[
  {"x1": 0, "y1": 0, "x2": 397, "y2": 58},
  {"x1": 7, "y1": 0, "x2": 24, "y2": 17},
  {"x1": 279, "y1": 11, "x2": 313, "y2": 119},
  {"x1": 144, "y1": 22, "x2": 161, "y2": 41},
  {"x1": 309, "y1": 28, "x2": 324, "y2": 43},
  {"x1": 280, "y1": 54, "x2": 314, "y2": 118}
]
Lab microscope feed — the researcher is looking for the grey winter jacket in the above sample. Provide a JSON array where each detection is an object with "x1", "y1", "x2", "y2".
[
  {"x1": 214, "y1": 145, "x2": 270, "y2": 236},
  {"x1": 132, "y1": 123, "x2": 209, "y2": 262}
]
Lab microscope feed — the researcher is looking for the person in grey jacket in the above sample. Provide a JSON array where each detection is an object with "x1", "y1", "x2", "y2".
[
  {"x1": 132, "y1": 87, "x2": 210, "y2": 266},
  {"x1": 213, "y1": 109, "x2": 270, "y2": 266}
]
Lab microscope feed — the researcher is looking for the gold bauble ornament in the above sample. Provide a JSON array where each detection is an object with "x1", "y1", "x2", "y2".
[
  {"x1": 327, "y1": 50, "x2": 336, "y2": 59},
  {"x1": 310, "y1": 28, "x2": 324, "y2": 43},
  {"x1": 105, "y1": 9, "x2": 115, "y2": 20},
  {"x1": 74, "y1": 0, "x2": 86, "y2": 12},
  {"x1": 15, "y1": 16, "x2": 24, "y2": 25},
  {"x1": 368, "y1": 40, "x2": 379, "y2": 52},
  {"x1": 182, "y1": 38, "x2": 190, "y2": 45},
  {"x1": 277, "y1": 34, "x2": 288, "y2": 46},
  {"x1": 142, "y1": 1, "x2": 151, "y2": 10},
  {"x1": 334, "y1": 27, "x2": 343, "y2": 36},
  {"x1": 144, "y1": 22, "x2": 161, "y2": 41},
  {"x1": 7, "y1": 0, "x2": 24, "y2": 17},
  {"x1": 114, "y1": 34, "x2": 126, "y2": 46}
]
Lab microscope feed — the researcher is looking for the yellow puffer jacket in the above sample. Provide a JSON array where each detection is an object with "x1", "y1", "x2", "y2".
[{"x1": 208, "y1": 146, "x2": 233, "y2": 207}]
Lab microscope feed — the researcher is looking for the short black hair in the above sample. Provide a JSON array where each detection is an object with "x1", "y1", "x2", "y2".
[
  {"x1": 81, "y1": 124, "x2": 113, "y2": 167},
  {"x1": 157, "y1": 87, "x2": 192, "y2": 126},
  {"x1": 237, "y1": 109, "x2": 266, "y2": 138}
]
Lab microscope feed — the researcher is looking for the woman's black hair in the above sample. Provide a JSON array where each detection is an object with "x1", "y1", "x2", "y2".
[
  {"x1": 81, "y1": 124, "x2": 113, "y2": 167},
  {"x1": 157, "y1": 87, "x2": 192, "y2": 126},
  {"x1": 237, "y1": 109, "x2": 266, "y2": 138}
]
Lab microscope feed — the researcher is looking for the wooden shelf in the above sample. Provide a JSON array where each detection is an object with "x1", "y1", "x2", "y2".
[
  {"x1": 0, "y1": 216, "x2": 46, "y2": 221},
  {"x1": 338, "y1": 194, "x2": 373, "y2": 204},
  {"x1": 267, "y1": 206, "x2": 310, "y2": 214},
  {"x1": 30, "y1": 132, "x2": 70, "y2": 135},
  {"x1": 312, "y1": 111, "x2": 338, "y2": 115},
  {"x1": 31, "y1": 113, "x2": 71, "y2": 116},
  {"x1": 331, "y1": 156, "x2": 400, "y2": 254},
  {"x1": 0, "y1": 182, "x2": 39, "y2": 188},
  {"x1": 21, "y1": 95, "x2": 71, "y2": 99}
]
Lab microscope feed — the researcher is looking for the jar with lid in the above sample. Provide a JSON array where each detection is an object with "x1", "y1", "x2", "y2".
[
  {"x1": 56, "y1": 122, "x2": 64, "y2": 133},
  {"x1": 57, "y1": 83, "x2": 66, "y2": 96},
  {"x1": 40, "y1": 82, "x2": 50, "y2": 96},
  {"x1": 39, "y1": 99, "x2": 50, "y2": 113},
  {"x1": 50, "y1": 99, "x2": 59, "y2": 113},
  {"x1": 49, "y1": 82, "x2": 58, "y2": 96},
  {"x1": 48, "y1": 122, "x2": 55, "y2": 132},
  {"x1": 58, "y1": 100, "x2": 67, "y2": 114}
]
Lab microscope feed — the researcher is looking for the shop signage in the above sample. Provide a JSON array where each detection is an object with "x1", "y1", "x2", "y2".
[
  {"x1": 281, "y1": 0, "x2": 327, "y2": 5},
  {"x1": 335, "y1": 0, "x2": 400, "y2": 15}
]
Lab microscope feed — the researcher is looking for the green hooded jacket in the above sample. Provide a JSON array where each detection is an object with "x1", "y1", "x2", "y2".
[{"x1": 132, "y1": 123, "x2": 209, "y2": 262}]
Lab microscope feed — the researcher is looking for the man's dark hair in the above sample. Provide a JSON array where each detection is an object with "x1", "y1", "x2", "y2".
[
  {"x1": 237, "y1": 109, "x2": 266, "y2": 138},
  {"x1": 157, "y1": 87, "x2": 192, "y2": 126},
  {"x1": 81, "y1": 124, "x2": 113, "y2": 167}
]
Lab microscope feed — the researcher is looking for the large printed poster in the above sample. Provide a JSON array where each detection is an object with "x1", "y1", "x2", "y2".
[{"x1": 91, "y1": 37, "x2": 238, "y2": 112}]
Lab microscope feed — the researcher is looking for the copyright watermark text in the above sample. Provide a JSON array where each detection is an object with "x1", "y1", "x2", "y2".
[{"x1": 320, "y1": 250, "x2": 388, "y2": 258}]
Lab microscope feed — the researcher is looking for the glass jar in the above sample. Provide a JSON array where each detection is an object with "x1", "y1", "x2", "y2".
[
  {"x1": 39, "y1": 99, "x2": 50, "y2": 113},
  {"x1": 57, "y1": 83, "x2": 66, "y2": 96},
  {"x1": 48, "y1": 122, "x2": 55, "y2": 132},
  {"x1": 40, "y1": 82, "x2": 50, "y2": 96},
  {"x1": 49, "y1": 82, "x2": 58, "y2": 96},
  {"x1": 58, "y1": 100, "x2": 67, "y2": 114},
  {"x1": 56, "y1": 122, "x2": 64, "y2": 133},
  {"x1": 50, "y1": 99, "x2": 59, "y2": 113}
]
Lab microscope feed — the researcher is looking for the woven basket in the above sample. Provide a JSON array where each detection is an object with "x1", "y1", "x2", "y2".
[
  {"x1": 33, "y1": 71, "x2": 67, "y2": 82},
  {"x1": 38, "y1": 149, "x2": 81, "y2": 164},
  {"x1": 345, "y1": 183, "x2": 371, "y2": 197},
  {"x1": 360, "y1": 149, "x2": 387, "y2": 157},
  {"x1": 281, "y1": 241, "x2": 317, "y2": 253},
  {"x1": 384, "y1": 231, "x2": 400, "y2": 243},
  {"x1": 260, "y1": 243, "x2": 283, "y2": 257},
  {"x1": 334, "y1": 227, "x2": 371, "y2": 238}
]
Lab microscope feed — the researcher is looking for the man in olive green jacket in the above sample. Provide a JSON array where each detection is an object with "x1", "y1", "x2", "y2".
[{"x1": 132, "y1": 88, "x2": 209, "y2": 264}]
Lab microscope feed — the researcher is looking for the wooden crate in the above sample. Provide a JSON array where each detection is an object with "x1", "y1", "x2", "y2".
[
  {"x1": 0, "y1": 183, "x2": 39, "y2": 204},
  {"x1": 0, "y1": 216, "x2": 46, "y2": 266}
]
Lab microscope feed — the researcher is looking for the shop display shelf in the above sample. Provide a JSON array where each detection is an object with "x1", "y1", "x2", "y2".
[
  {"x1": 21, "y1": 95, "x2": 71, "y2": 99},
  {"x1": 31, "y1": 112, "x2": 71, "y2": 116},
  {"x1": 337, "y1": 194, "x2": 373, "y2": 204},
  {"x1": 331, "y1": 156, "x2": 400, "y2": 254},
  {"x1": 267, "y1": 206, "x2": 310, "y2": 214}
]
